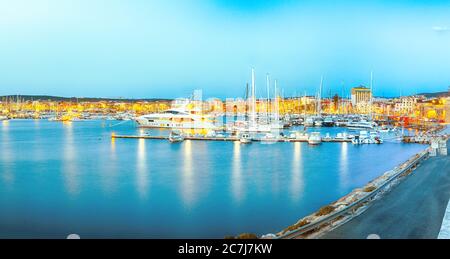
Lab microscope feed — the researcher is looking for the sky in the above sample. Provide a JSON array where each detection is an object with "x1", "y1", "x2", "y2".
[{"x1": 0, "y1": 0, "x2": 450, "y2": 99}]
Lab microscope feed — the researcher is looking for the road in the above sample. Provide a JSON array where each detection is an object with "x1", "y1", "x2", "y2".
[{"x1": 322, "y1": 142, "x2": 450, "y2": 239}]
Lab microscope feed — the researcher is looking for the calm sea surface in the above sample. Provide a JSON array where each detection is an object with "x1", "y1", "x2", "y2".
[{"x1": 0, "y1": 120, "x2": 427, "y2": 238}]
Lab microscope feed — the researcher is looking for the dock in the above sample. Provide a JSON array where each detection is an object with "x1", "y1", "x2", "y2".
[
  {"x1": 112, "y1": 134, "x2": 239, "y2": 142},
  {"x1": 111, "y1": 134, "x2": 352, "y2": 143}
]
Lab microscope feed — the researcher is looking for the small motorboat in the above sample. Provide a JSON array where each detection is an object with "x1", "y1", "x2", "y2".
[
  {"x1": 322, "y1": 117, "x2": 335, "y2": 127},
  {"x1": 335, "y1": 132, "x2": 349, "y2": 140},
  {"x1": 314, "y1": 118, "x2": 323, "y2": 127},
  {"x1": 352, "y1": 131, "x2": 370, "y2": 144},
  {"x1": 288, "y1": 131, "x2": 309, "y2": 141},
  {"x1": 239, "y1": 133, "x2": 252, "y2": 144},
  {"x1": 352, "y1": 131, "x2": 383, "y2": 144},
  {"x1": 369, "y1": 131, "x2": 383, "y2": 144},
  {"x1": 168, "y1": 131, "x2": 184, "y2": 143},
  {"x1": 304, "y1": 117, "x2": 314, "y2": 127},
  {"x1": 261, "y1": 133, "x2": 280, "y2": 143}
]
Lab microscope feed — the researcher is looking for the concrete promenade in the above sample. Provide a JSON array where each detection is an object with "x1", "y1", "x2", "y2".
[{"x1": 322, "y1": 141, "x2": 450, "y2": 239}]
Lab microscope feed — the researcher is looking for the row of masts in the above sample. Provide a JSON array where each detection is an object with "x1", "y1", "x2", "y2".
[
  {"x1": 246, "y1": 69, "x2": 281, "y2": 128},
  {"x1": 245, "y1": 69, "x2": 375, "y2": 118}
]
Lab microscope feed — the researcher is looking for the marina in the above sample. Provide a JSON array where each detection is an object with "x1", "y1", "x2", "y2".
[
  {"x1": 0, "y1": 87, "x2": 446, "y2": 239},
  {"x1": 1, "y1": 0, "x2": 450, "y2": 244}
]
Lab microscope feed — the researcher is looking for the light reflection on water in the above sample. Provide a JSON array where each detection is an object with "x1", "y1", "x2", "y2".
[
  {"x1": 339, "y1": 142, "x2": 349, "y2": 191},
  {"x1": 232, "y1": 142, "x2": 243, "y2": 202},
  {"x1": 1, "y1": 120, "x2": 13, "y2": 184},
  {"x1": 136, "y1": 138, "x2": 149, "y2": 199},
  {"x1": 99, "y1": 136, "x2": 118, "y2": 194},
  {"x1": 62, "y1": 122, "x2": 79, "y2": 196},
  {"x1": 291, "y1": 142, "x2": 304, "y2": 202},
  {"x1": 0, "y1": 120, "x2": 428, "y2": 238},
  {"x1": 181, "y1": 140, "x2": 195, "y2": 207}
]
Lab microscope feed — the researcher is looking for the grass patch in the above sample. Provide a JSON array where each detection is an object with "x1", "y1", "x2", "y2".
[
  {"x1": 363, "y1": 186, "x2": 377, "y2": 192},
  {"x1": 282, "y1": 219, "x2": 310, "y2": 234},
  {"x1": 315, "y1": 205, "x2": 335, "y2": 217}
]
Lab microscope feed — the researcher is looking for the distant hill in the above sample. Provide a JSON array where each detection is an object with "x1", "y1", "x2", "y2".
[
  {"x1": 416, "y1": 91, "x2": 449, "y2": 98},
  {"x1": 0, "y1": 95, "x2": 172, "y2": 102}
]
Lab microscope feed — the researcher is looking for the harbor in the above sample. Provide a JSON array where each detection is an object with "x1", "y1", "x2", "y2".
[
  {"x1": 0, "y1": 84, "x2": 447, "y2": 238},
  {"x1": 2, "y1": 0, "x2": 450, "y2": 244},
  {"x1": 0, "y1": 84, "x2": 447, "y2": 239}
]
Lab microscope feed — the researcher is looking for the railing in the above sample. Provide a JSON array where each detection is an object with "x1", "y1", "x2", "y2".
[{"x1": 278, "y1": 148, "x2": 430, "y2": 239}]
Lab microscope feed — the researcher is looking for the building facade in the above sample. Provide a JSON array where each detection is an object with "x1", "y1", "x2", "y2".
[
  {"x1": 394, "y1": 96, "x2": 418, "y2": 115},
  {"x1": 351, "y1": 86, "x2": 372, "y2": 112}
]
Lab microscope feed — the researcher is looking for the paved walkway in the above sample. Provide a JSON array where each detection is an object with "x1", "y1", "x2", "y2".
[
  {"x1": 322, "y1": 142, "x2": 450, "y2": 239},
  {"x1": 438, "y1": 200, "x2": 450, "y2": 239}
]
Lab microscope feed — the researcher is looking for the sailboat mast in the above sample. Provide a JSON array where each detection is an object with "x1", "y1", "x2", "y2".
[
  {"x1": 370, "y1": 71, "x2": 373, "y2": 120},
  {"x1": 266, "y1": 73, "x2": 270, "y2": 124},
  {"x1": 341, "y1": 80, "x2": 345, "y2": 114},
  {"x1": 317, "y1": 76, "x2": 323, "y2": 116},
  {"x1": 251, "y1": 68, "x2": 257, "y2": 127},
  {"x1": 304, "y1": 91, "x2": 307, "y2": 117},
  {"x1": 274, "y1": 80, "x2": 279, "y2": 123},
  {"x1": 245, "y1": 83, "x2": 249, "y2": 120}
]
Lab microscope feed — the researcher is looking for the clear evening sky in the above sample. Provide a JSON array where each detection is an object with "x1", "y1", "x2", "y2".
[{"x1": 0, "y1": 0, "x2": 449, "y2": 99}]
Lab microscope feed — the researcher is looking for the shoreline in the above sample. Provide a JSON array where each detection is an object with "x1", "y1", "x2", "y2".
[{"x1": 268, "y1": 125, "x2": 449, "y2": 239}]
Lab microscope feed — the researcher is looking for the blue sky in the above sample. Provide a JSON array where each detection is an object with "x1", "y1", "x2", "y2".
[{"x1": 0, "y1": 0, "x2": 449, "y2": 99}]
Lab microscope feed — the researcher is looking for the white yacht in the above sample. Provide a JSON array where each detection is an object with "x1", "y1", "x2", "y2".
[
  {"x1": 334, "y1": 118, "x2": 350, "y2": 127},
  {"x1": 0, "y1": 115, "x2": 9, "y2": 121},
  {"x1": 347, "y1": 120, "x2": 377, "y2": 130},
  {"x1": 136, "y1": 108, "x2": 217, "y2": 129}
]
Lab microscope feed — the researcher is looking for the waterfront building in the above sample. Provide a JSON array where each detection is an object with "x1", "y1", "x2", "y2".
[
  {"x1": 351, "y1": 86, "x2": 372, "y2": 113},
  {"x1": 372, "y1": 98, "x2": 394, "y2": 117},
  {"x1": 416, "y1": 98, "x2": 447, "y2": 122},
  {"x1": 394, "y1": 96, "x2": 419, "y2": 115},
  {"x1": 444, "y1": 97, "x2": 450, "y2": 123},
  {"x1": 205, "y1": 98, "x2": 224, "y2": 113}
]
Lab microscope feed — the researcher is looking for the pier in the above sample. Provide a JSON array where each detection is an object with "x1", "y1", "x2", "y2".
[{"x1": 111, "y1": 134, "x2": 352, "y2": 143}]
